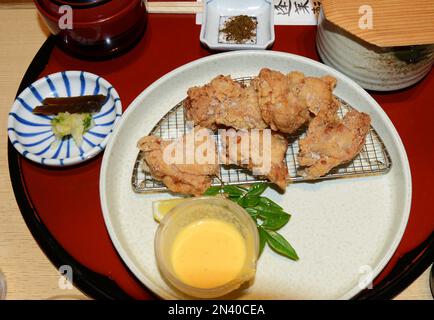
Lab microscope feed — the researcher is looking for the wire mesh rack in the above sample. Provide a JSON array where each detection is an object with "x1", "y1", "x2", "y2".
[{"x1": 132, "y1": 77, "x2": 392, "y2": 193}]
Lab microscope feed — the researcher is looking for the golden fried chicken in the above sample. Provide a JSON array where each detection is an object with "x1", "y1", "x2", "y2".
[
  {"x1": 253, "y1": 68, "x2": 339, "y2": 133},
  {"x1": 287, "y1": 71, "x2": 339, "y2": 118},
  {"x1": 185, "y1": 75, "x2": 267, "y2": 130},
  {"x1": 222, "y1": 129, "x2": 289, "y2": 190},
  {"x1": 137, "y1": 127, "x2": 218, "y2": 196},
  {"x1": 216, "y1": 84, "x2": 268, "y2": 130},
  {"x1": 297, "y1": 109, "x2": 371, "y2": 179},
  {"x1": 253, "y1": 68, "x2": 310, "y2": 134}
]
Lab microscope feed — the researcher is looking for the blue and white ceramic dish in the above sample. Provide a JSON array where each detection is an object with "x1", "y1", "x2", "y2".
[{"x1": 8, "y1": 71, "x2": 122, "y2": 166}]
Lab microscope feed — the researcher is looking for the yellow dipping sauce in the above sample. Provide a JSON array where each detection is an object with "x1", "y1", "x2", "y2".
[{"x1": 171, "y1": 218, "x2": 247, "y2": 289}]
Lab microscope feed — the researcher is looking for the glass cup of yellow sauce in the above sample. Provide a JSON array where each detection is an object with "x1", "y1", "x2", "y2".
[{"x1": 155, "y1": 196, "x2": 259, "y2": 298}]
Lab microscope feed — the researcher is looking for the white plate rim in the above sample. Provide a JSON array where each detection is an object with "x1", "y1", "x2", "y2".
[{"x1": 100, "y1": 50, "x2": 412, "y2": 300}]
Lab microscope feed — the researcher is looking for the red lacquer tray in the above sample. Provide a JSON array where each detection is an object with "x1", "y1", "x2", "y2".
[{"x1": 8, "y1": 14, "x2": 433, "y2": 299}]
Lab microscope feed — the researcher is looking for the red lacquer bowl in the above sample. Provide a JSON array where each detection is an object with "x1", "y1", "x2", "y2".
[{"x1": 34, "y1": 0, "x2": 147, "y2": 59}]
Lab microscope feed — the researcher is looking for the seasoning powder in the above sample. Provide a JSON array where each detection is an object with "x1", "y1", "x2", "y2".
[{"x1": 219, "y1": 15, "x2": 258, "y2": 44}]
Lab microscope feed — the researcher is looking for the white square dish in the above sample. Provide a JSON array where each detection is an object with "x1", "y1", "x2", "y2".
[{"x1": 200, "y1": 0, "x2": 275, "y2": 50}]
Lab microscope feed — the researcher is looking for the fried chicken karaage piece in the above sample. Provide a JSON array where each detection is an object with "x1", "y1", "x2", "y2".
[
  {"x1": 287, "y1": 71, "x2": 339, "y2": 118},
  {"x1": 253, "y1": 68, "x2": 310, "y2": 134},
  {"x1": 185, "y1": 75, "x2": 267, "y2": 130},
  {"x1": 137, "y1": 127, "x2": 218, "y2": 196},
  {"x1": 222, "y1": 129, "x2": 289, "y2": 190},
  {"x1": 297, "y1": 109, "x2": 371, "y2": 179},
  {"x1": 253, "y1": 68, "x2": 339, "y2": 133}
]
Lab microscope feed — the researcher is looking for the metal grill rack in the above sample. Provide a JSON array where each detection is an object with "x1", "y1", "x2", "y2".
[{"x1": 132, "y1": 77, "x2": 392, "y2": 193}]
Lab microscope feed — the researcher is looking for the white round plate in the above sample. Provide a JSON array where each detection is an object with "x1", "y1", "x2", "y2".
[
  {"x1": 100, "y1": 51, "x2": 411, "y2": 300},
  {"x1": 8, "y1": 71, "x2": 122, "y2": 166}
]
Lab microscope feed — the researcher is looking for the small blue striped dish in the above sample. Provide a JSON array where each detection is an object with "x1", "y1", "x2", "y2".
[{"x1": 8, "y1": 71, "x2": 122, "y2": 166}]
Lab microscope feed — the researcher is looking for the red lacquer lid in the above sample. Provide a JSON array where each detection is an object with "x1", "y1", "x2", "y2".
[
  {"x1": 34, "y1": 0, "x2": 148, "y2": 59},
  {"x1": 35, "y1": 0, "x2": 141, "y2": 24}
]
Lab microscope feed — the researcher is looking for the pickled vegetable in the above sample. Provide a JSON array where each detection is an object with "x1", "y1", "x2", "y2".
[
  {"x1": 51, "y1": 112, "x2": 94, "y2": 146},
  {"x1": 33, "y1": 94, "x2": 106, "y2": 115}
]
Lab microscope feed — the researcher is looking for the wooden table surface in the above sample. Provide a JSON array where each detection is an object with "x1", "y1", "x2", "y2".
[{"x1": 0, "y1": 6, "x2": 432, "y2": 300}]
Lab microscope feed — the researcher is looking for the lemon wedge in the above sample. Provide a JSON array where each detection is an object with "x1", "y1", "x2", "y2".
[{"x1": 152, "y1": 198, "x2": 189, "y2": 223}]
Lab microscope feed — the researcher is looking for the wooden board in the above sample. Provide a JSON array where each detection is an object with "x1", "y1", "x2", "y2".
[
  {"x1": 0, "y1": 0, "x2": 204, "y2": 13},
  {"x1": 0, "y1": 0, "x2": 34, "y2": 9},
  {"x1": 322, "y1": 0, "x2": 434, "y2": 47},
  {"x1": 0, "y1": 7, "x2": 87, "y2": 300}
]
